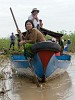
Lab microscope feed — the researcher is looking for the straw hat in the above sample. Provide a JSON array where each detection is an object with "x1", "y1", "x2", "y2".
[{"x1": 31, "y1": 8, "x2": 39, "y2": 13}]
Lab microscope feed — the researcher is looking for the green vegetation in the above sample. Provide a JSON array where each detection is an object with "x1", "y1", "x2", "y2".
[
  {"x1": 45, "y1": 33, "x2": 75, "y2": 53},
  {"x1": 62, "y1": 33, "x2": 75, "y2": 52},
  {"x1": 0, "y1": 32, "x2": 75, "y2": 54},
  {"x1": 0, "y1": 37, "x2": 24, "y2": 55},
  {"x1": 0, "y1": 38, "x2": 10, "y2": 49}
]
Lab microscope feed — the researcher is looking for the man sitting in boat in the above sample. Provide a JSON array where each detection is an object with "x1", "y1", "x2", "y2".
[
  {"x1": 51, "y1": 37, "x2": 64, "y2": 56},
  {"x1": 17, "y1": 20, "x2": 46, "y2": 58},
  {"x1": 28, "y1": 8, "x2": 40, "y2": 29}
]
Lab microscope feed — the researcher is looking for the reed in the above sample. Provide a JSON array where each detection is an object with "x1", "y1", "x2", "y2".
[{"x1": 0, "y1": 33, "x2": 75, "y2": 53}]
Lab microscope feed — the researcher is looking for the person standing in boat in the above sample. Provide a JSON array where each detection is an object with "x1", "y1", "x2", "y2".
[
  {"x1": 9, "y1": 32, "x2": 15, "y2": 50},
  {"x1": 28, "y1": 8, "x2": 40, "y2": 29},
  {"x1": 56, "y1": 38, "x2": 64, "y2": 55},
  {"x1": 17, "y1": 20, "x2": 46, "y2": 58}
]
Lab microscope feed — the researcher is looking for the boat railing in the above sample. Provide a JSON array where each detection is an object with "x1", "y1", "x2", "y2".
[{"x1": 13, "y1": 60, "x2": 29, "y2": 62}]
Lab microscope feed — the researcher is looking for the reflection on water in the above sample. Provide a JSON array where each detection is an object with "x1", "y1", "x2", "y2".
[{"x1": 0, "y1": 54, "x2": 75, "y2": 100}]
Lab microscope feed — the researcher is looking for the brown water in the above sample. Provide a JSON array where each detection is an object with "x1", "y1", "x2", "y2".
[{"x1": 0, "y1": 54, "x2": 75, "y2": 100}]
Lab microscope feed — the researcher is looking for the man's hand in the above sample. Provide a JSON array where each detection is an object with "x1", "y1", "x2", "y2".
[
  {"x1": 19, "y1": 40, "x2": 26, "y2": 45},
  {"x1": 17, "y1": 29, "x2": 21, "y2": 34}
]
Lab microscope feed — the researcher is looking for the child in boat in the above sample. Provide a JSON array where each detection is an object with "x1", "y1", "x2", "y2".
[{"x1": 17, "y1": 20, "x2": 46, "y2": 58}]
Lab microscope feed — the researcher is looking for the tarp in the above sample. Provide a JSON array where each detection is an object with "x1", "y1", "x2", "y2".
[{"x1": 40, "y1": 27, "x2": 63, "y2": 38}]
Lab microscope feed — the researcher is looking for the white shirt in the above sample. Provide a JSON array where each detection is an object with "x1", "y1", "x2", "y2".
[{"x1": 28, "y1": 15, "x2": 39, "y2": 28}]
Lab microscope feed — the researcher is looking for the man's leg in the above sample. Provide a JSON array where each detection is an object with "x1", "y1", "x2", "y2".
[
  {"x1": 9, "y1": 42, "x2": 12, "y2": 50},
  {"x1": 12, "y1": 42, "x2": 15, "y2": 50}
]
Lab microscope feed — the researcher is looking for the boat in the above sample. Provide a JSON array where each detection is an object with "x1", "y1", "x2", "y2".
[
  {"x1": 10, "y1": 8, "x2": 71, "y2": 82},
  {"x1": 11, "y1": 41, "x2": 71, "y2": 82}
]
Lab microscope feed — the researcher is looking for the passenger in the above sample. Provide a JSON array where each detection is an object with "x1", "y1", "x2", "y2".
[
  {"x1": 67, "y1": 39, "x2": 71, "y2": 44},
  {"x1": 64, "y1": 39, "x2": 71, "y2": 51},
  {"x1": 56, "y1": 38, "x2": 64, "y2": 55},
  {"x1": 28, "y1": 8, "x2": 40, "y2": 29},
  {"x1": 51, "y1": 38, "x2": 60, "y2": 56},
  {"x1": 52, "y1": 37, "x2": 56, "y2": 42},
  {"x1": 9, "y1": 32, "x2": 15, "y2": 50},
  {"x1": 17, "y1": 20, "x2": 46, "y2": 58}
]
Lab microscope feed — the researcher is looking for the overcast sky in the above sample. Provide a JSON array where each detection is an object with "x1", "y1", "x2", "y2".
[{"x1": 0, "y1": 0, "x2": 75, "y2": 38}]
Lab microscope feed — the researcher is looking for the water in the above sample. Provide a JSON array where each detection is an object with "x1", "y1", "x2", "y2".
[{"x1": 0, "y1": 54, "x2": 75, "y2": 100}]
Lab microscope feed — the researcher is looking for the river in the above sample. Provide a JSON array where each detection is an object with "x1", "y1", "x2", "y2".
[{"x1": 0, "y1": 54, "x2": 75, "y2": 100}]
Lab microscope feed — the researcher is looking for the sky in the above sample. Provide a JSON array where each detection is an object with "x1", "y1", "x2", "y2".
[{"x1": 0, "y1": 0, "x2": 75, "y2": 38}]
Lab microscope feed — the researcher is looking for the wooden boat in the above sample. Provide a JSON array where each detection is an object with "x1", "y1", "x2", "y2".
[{"x1": 11, "y1": 41, "x2": 71, "y2": 81}]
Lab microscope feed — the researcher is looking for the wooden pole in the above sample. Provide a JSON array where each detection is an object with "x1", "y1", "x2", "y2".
[
  {"x1": 10, "y1": 7, "x2": 40, "y2": 87},
  {"x1": 10, "y1": 7, "x2": 22, "y2": 41}
]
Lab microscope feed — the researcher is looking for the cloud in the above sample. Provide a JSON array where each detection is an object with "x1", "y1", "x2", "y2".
[{"x1": 0, "y1": 0, "x2": 75, "y2": 38}]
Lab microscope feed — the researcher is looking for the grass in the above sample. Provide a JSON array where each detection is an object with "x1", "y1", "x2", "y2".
[
  {"x1": 0, "y1": 33, "x2": 75, "y2": 55},
  {"x1": 0, "y1": 38, "x2": 10, "y2": 50},
  {"x1": 0, "y1": 37, "x2": 24, "y2": 55},
  {"x1": 63, "y1": 33, "x2": 75, "y2": 52},
  {"x1": 45, "y1": 33, "x2": 75, "y2": 53}
]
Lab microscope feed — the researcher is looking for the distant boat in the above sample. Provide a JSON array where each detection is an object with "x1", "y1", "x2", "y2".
[{"x1": 11, "y1": 42, "x2": 71, "y2": 82}]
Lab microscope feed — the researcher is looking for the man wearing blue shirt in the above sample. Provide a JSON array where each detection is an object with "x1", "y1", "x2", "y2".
[{"x1": 9, "y1": 32, "x2": 15, "y2": 50}]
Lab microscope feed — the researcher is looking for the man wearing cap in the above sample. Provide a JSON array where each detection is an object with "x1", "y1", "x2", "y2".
[{"x1": 28, "y1": 8, "x2": 40, "y2": 29}]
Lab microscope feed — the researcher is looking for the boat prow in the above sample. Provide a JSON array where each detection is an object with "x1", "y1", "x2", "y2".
[{"x1": 11, "y1": 42, "x2": 71, "y2": 82}]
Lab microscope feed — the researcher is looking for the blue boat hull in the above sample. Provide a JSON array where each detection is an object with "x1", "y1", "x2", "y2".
[{"x1": 11, "y1": 53, "x2": 71, "y2": 81}]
